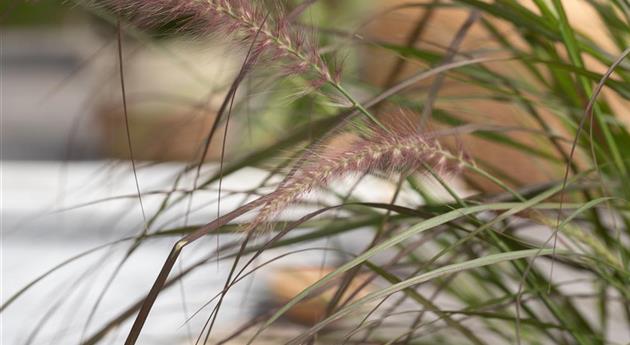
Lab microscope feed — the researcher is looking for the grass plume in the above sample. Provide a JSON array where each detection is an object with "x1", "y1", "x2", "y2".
[
  {"x1": 106, "y1": 0, "x2": 389, "y2": 128},
  {"x1": 107, "y1": 0, "x2": 336, "y2": 85},
  {"x1": 247, "y1": 125, "x2": 464, "y2": 233}
]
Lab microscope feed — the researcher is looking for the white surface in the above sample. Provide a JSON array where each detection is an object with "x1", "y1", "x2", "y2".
[{"x1": 1, "y1": 160, "x2": 398, "y2": 344}]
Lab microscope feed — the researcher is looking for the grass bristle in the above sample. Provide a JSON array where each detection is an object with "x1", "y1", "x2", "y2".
[
  {"x1": 246, "y1": 124, "x2": 463, "y2": 233},
  {"x1": 109, "y1": 0, "x2": 335, "y2": 84}
]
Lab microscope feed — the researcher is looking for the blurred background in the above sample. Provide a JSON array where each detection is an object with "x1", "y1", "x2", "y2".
[{"x1": 2, "y1": 1, "x2": 244, "y2": 161}]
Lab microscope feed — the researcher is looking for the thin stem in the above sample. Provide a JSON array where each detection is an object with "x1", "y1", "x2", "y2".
[{"x1": 332, "y1": 83, "x2": 389, "y2": 131}]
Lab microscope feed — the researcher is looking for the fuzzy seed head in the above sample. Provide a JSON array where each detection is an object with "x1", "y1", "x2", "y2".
[
  {"x1": 108, "y1": 0, "x2": 337, "y2": 84},
  {"x1": 246, "y1": 126, "x2": 467, "y2": 233}
]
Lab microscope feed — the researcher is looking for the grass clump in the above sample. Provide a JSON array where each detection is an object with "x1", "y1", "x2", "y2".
[{"x1": 3, "y1": 0, "x2": 630, "y2": 344}]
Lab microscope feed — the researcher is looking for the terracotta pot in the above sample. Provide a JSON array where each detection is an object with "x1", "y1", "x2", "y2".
[
  {"x1": 268, "y1": 267, "x2": 372, "y2": 326},
  {"x1": 95, "y1": 38, "x2": 243, "y2": 162}
]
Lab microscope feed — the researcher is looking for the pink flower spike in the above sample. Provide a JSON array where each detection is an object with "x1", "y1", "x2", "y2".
[
  {"x1": 246, "y1": 125, "x2": 466, "y2": 233},
  {"x1": 109, "y1": 0, "x2": 336, "y2": 84}
]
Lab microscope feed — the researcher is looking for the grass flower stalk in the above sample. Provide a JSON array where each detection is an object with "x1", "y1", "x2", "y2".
[
  {"x1": 247, "y1": 127, "x2": 462, "y2": 232},
  {"x1": 110, "y1": 0, "x2": 384, "y2": 127}
]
